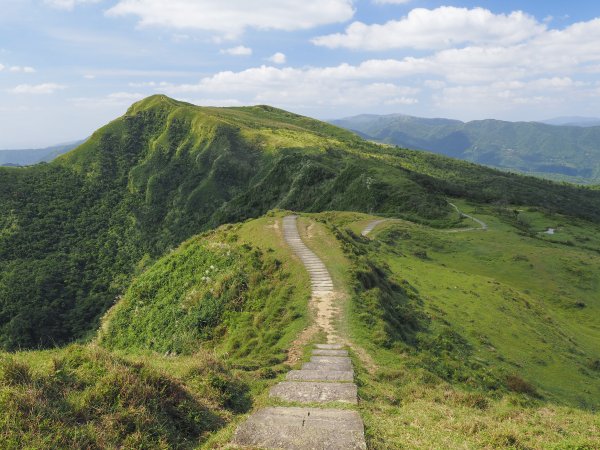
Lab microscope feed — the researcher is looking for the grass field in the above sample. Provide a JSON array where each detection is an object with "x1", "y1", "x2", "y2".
[{"x1": 312, "y1": 206, "x2": 600, "y2": 448}]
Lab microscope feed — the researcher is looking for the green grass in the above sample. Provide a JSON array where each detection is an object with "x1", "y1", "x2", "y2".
[
  {"x1": 0, "y1": 213, "x2": 311, "y2": 448},
  {"x1": 0, "y1": 344, "x2": 235, "y2": 449},
  {"x1": 313, "y1": 208, "x2": 600, "y2": 448}
]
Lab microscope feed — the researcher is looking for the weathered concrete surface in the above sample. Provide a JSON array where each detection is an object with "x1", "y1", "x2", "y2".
[
  {"x1": 231, "y1": 407, "x2": 366, "y2": 450},
  {"x1": 301, "y1": 362, "x2": 354, "y2": 372},
  {"x1": 270, "y1": 381, "x2": 358, "y2": 404},
  {"x1": 310, "y1": 356, "x2": 352, "y2": 368},
  {"x1": 287, "y1": 369, "x2": 354, "y2": 382},
  {"x1": 312, "y1": 349, "x2": 348, "y2": 357},
  {"x1": 283, "y1": 216, "x2": 335, "y2": 298},
  {"x1": 315, "y1": 344, "x2": 344, "y2": 350}
]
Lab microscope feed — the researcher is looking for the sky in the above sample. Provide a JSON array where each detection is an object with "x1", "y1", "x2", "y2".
[{"x1": 2, "y1": 0, "x2": 600, "y2": 148}]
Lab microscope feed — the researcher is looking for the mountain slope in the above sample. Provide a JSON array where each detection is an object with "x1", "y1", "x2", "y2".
[
  {"x1": 332, "y1": 113, "x2": 600, "y2": 183},
  {"x1": 1, "y1": 95, "x2": 600, "y2": 351},
  {"x1": 0, "y1": 141, "x2": 83, "y2": 166}
]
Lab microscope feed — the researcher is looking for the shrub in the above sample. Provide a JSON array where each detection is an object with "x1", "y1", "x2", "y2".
[{"x1": 506, "y1": 374, "x2": 538, "y2": 396}]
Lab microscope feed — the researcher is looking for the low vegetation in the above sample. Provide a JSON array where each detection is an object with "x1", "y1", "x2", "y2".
[
  {"x1": 309, "y1": 209, "x2": 600, "y2": 448},
  {"x1": 0, "y1": 214, "x2": 310, "y2": 448}
]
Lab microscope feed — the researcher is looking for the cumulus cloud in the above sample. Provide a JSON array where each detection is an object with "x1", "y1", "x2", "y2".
[
  {"x1": 157, "y1": 64, "x2": 420, "y2": 110},
  {"x1": 373, "y1": 0, "x2": 412, "y2": 4},
  {"x1": 267, "y1": 52, "x2": 286, "y2": 64},
  {"x1": 10, "y1": 83, "x2": 66, "y2": 94},
  {"x1": 313, "y1": 6, "x2": 545, "y2": 50},
  {"x1": 106, "y1": 0, "x2": 355, "y2": 38},
  {"x1": 9, "y1": 66, "x2": 35, "y2": 73},
  {"x1": 44, "y1": 0, "x2": 101, "y2": 10},
  {"x1": 149, "y1": 10, "x2": 600, "y2": 118},
  {"x1": 221, "y1": 45, "x2": 253, "y2": 56}
]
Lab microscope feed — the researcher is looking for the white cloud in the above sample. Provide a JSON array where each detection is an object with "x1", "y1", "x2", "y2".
[
  {"x1": 107, "y1": 0, "x2": 355, "y2": 38},
  {"x1": 373, "y1": 0, "x2": 412, "y2": 4},
  {"x1": 158, "y1": 64, "x2": 419, "y2": 110},
  {"x1": 10, "y1": 83, "x2": 66, "y2": 94},
  {"x1": 0, "y1": 64, "x2": 4, "y2": 72},
  {"x1": 221, "y1": 45, "x2": 253, "y2": 56},
  {"x1": 151, "y1": 9, "x2": 600, "y2": 119},
  {"x1": 44, "y1": 0, "x2": 101, "y2": 10},
  {"x1": 69, "y1": 92, "x2": 145, "y2": 107},
  {"x1": 267, "y1": 52, "x2": 286, "y2": 64},
  {"x1": 313, "y1": 6, "x2": 545, "y2": 50},
  {"x1": 9, "y1": 66, "x2": 35, "y2": 73}
]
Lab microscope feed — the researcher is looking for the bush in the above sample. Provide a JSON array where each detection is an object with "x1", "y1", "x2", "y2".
[{"x1": 506, "y1": 374, "x2": 538, "y2": 396}]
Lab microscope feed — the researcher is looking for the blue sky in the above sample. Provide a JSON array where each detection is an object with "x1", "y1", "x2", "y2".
[{"x1": 2, "y1": 0, "x2": 600, "y2": 148}]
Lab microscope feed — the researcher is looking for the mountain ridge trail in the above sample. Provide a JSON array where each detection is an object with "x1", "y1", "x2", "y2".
[{"x1": 231, "y1": 215, "x2": 367, "y2": 449}]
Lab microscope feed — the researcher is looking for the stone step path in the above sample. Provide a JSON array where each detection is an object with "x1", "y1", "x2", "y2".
[
  {"x1": 282, "y1": 215, "x2": 335, "y2": 295},
  {"x1": 231, "y1": 216, "x2": 366, "y2": 449}
]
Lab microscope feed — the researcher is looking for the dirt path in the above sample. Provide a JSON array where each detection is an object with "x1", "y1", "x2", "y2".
[
  {"x1": 448, "y1": 202, "x2": 488, "y2": 231},
  {"x1": 361, "y1": 203, "x2": 488, "y2": 237}
]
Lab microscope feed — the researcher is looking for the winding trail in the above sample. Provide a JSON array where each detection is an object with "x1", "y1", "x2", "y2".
[
  {"x1": 361, "y1": 203, "x2": 488, "y2": 238},
  {"x1": 361, "y1": 219, "x2": 387, "y2": 237},
  {"x1": 231, "y1": 215, "x2": 366, "y2": 449},
  {"x1": 448, "y1": 202, "x2": 488, "y2": 231}
]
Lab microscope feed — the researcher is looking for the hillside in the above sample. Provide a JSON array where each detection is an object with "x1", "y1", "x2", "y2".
[
  {"x1": 2, "y1": 209, "x2": 598, "y2": 448},
  {"x1": 0, "y1": 141, "x2": 83, "y2": 166},
  {"x1": 1, "y1": 94, "x2": 600, "y2": 352},
  {"x1": 332, "y1": 113, "x2": 600, "y2": 184}
]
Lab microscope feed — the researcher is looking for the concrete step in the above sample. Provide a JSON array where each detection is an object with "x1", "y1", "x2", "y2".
[
  {"x1": 302, "y1": 362, "x2": 354, "y2": 372},
  {"x1": 270, "y1": 381, "x2": 357, "y2": 404},
  {"x1": 231, "y1": 407, "x2": 366, "y2": 450},
  {"x1": 315, "y1": 344, "x2": 345, "y2": 350},
  {"x1": 312, "y1": 349, "x2": 348, "y2": 357},
  {"x1": 287, "y1": 369, "x2": 354, "y2": 382},
  {"x1": 311, "y1": 356, "x2": 352, "y2": 367}
]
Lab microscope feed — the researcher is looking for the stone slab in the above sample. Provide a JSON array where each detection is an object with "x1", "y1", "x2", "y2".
[
  {"x1": 302, "y1": 362, "x2": 354, "y2": 373},
  {"x1": 315, "y1": 344, "x2": 345, "y2": 350},
  {"x1": 286, "y1": 370, "x2": 354, "y2": 382},
  {"x1": 312, "y1": 349, "x2": 348, "y2": 357},
  {"x1": 231, "y1": 407, "x2": 366, "y2": 449},
  {"x1": 269, "y1": 381, "x2": 357, "y2": 404},
  {"x1": 311, "y1": 356, "x2": 352, "y2": 367}
]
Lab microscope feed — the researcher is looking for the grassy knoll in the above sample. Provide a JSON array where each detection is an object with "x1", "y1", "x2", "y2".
[{"x1": 313, "y1": 209, "x2": 600, "y2": 449}]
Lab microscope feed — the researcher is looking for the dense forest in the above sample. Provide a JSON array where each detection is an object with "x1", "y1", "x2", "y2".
[{"x1": 1, "y1": 95, "x2": 599, "y2": 350}]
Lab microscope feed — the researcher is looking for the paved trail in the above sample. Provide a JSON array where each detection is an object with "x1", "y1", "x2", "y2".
[{"x1": 232, "y1": 215, "x2": 366, "y2": 449}]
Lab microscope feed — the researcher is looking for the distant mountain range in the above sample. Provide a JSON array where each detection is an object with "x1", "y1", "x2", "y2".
[
  {"x1": 0, "y1": 140, "x2": 84, "y2": 166},
  {"x1": 331, "y1": 114, "x2": 600, "y2": 184},
  {"x1": 542, "y1": 116, "x2": 600, "y2": 127}
]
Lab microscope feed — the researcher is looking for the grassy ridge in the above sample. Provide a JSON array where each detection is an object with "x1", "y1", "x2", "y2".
[
  {"x1": 308, "y1": 209, "x2": 600, "y2": 448},
  {"x1": 3, "y1": 95, "x2": 600, "y2": 350},
  {"x1": 100, "y1": 214, "x2": 310, "y2": 368},
  {"x1": 0, "y1": 214, "x2": 310, "y2": 448},
  {"x1": 0, "y1": 96, "x2": 451, "y2": 350}
]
